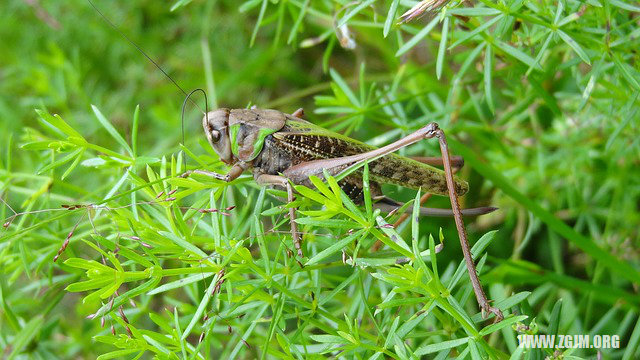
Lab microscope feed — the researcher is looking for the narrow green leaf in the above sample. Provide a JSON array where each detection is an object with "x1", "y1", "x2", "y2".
[
  {"x1": 65, "y1": 278, "x2": 112, "y2": 293},
  {"x1": 484, "y1": 46, "x2": 494, "y2": 113},
  {"x1": 396, "y1": 16, "x2": 439, "y2": 56},
  {"x1": 448, "y1": 8, "x2": 502, "y2": 16},
  {"x1": 142, "y1": 335, "x2": 170, "y2": 354},
  {"x1": 415, "y1": 337, "x2": 470, "y2": 355},
  {"x1": 64, "y1": 257, "x2": 113, "y2": 271},
  {"x1": 38, "y1": 147, "x2": 83, "y2": 175},
  {"x1": 295, "y1": 218, "x2": 354, "y2": 228},
  {"x1": 362, "y1": 162, "x2": 372, "y2": 217},
  {"x1": 250, "y1": 0, "x2": 268, "y2": 47},
  {"x1": 610, "y1": 0, "x2": 640, "y2": 12},
  {"x1": 612, "y1": 54, "x2": 640, "y2": 91},
  {"x1": 239, "y1": 0, "x2": 261, "y2": 13},
  {"x1": 181, "y1": 271, "x2": 221, "y2": 340},
  {"x1": 553, "y1": 0, "x2": 564, "y2": 24},
  {"x1": 376, "y1": 216, "x2": 411, "y2": 254},
  {"x1": 436, "y1": 17, "x2": 449, "y2": 80},
  {"x1": 494, "y1": 291, "x2": 531, "y2": 310},
  {"x1": 92, "y1": 235, "x2": 154, "y2": 267},
  {"x1": 91, "y1": 105, "x2": 133, "y2": 156},
  {"x1": 557, "y1": 13, "x2": 581, "y2": 27},
  {"x1": 147, "y1": 273, "x2": 215, "y2": 295},
  {"x1": 173, "y1": 308, "x2": 187, "y2": 359},
  {"x1": 96, "y1": 349, "x2": 139, "y2": 360},
  {"x1": 201, "y1": 38, "x2": 218, "y2": 109},
  {"x1": 479, "y1": 315, "x2": 528, "y2": 336},
  {"x1": 579, "y1": 58, "x2": 602, "y2": 110},
  {"x1": 322, "y1": 34, "x2": 335, "y2": 73},
  {"x1": 606, "y1": 93, "x2": 638, "y2": 150},
  {"x1": 337, "y1": 0, "x2": 376, "y2": 28},
  {"x1": 309, "y1": 174, "x2": 334, "y2": 200},
  {"x1": 170, "y1": 0, "x2": 193, "y2": 11},
  {"x1": 7, "y1": 315, "x2": 44, "y2": 359},
  {"x1": 447, "y1": 231, "x2": 497, "y2": 290},
  {"x1": 287, "y1": 0, "x2": 310, "y2": 44},
  {"x1": 622, "y1": 316, "x2": 640, "y2": 360},
  {"x1": 529, "y1": 76, "x2": 561, "y2": 116},
  {"x1": 329, "y1": 68, "x2": 360, "y2": 106},
  {"x1": 526, "y1": 31, "x2": 553, "y2": 75},
  {"x1": 411, "y1": 190, "x2": 421, "y2": 251},
  {"x1": 384, "y1": 316, "x2": 401, "y2": 348},
  {"x1": 384, "y1": 0, "x2": 401, "y2": 38},
  {"x1": 159, "y1": 231, "x2": 208, "y2": 257},
  {"x1": 457, "y1": 42, "x2": 485, "y2": 78},
  {"x1": 557, "y1": 30, "x2": 590, "y2": 64},
  {"x1": 548, "y1": 299, "x2": 562, "y2": 337},
  {"x1": 310, "y1": 334, "x2": 345, "y2": 343},
  {"x1": 468, "y1": 338, "x2": 483, "y2": 360},
  {"x1": 61, "y1": 149, "x2": 85, "y2": 180},
  {"x1": 494, "y1": 40, "x2": 542, "y2": 70},
  {"x1": 305, "y1": 230, "x2": 362, "y2": 266},
  {"x1": 294, "y1": 184, "x2": 328, "y2": 204},
  {"x1": 35, "y1": 109, "x2": 83, "y2": 138},
  {"x1": 449, "y1": 15, "x2": 503, "y2": 49}
]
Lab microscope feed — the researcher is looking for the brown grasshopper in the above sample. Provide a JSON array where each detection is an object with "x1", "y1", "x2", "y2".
[
  {"x1": 181, "y1": 107, "x2": 504, "y2": 321},
  {"x1": 85, "y1": 0, "x2": 503, "y2": 321}
]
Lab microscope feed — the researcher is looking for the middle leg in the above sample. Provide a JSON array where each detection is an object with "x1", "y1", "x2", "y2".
[{"x1": 254, "y1": 173, "x2": 303, "y2": 259}]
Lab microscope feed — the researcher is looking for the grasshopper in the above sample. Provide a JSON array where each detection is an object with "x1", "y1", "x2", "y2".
[
  {"x1": 84, "y1": 0, "x2": 503, "y2": 321},
  {"x1": 181, "y1": 107, "x2": 504, "y2": 321}
]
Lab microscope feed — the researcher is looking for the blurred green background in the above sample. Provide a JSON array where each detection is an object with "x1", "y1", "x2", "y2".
[{"x1": 1, "y1": 0, "x2": 639, "y2": 358}]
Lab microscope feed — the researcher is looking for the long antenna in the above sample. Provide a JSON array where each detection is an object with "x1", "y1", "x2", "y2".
[
  {"x1": 87, "y1": 0, "x2": 211, "y2": 173},
  {"x1": 182, "y1": 89, "x2": 209, "y2": 170},
  {"x1": 87, "y1": 0, "x2": 206, "y2": 115}
]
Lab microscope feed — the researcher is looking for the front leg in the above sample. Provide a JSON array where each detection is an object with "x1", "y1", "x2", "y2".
[
  {"x1": 180, "y1": 162, "x2": 247, "y2": 182},
  {"x1": 253, "y1": 173, "x2": 302, "y2": 259}
]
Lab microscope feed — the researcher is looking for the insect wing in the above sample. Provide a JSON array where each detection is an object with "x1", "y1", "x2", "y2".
[{"x1": 275, "y1": 117, "x2": 467, "y2": 196}]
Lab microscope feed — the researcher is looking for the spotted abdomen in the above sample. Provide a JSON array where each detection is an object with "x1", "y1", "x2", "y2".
[
  {"x1": 367, "y1": 154, "x2": 468, "y2": 196},
  {"x1": 270, "y1": 128, "x2": 469, "y2": 197}
]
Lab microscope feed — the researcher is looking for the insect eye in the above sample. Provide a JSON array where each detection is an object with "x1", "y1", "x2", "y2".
[{"x1": 210, "y1": 130, "x2": 221, "y2": 142}]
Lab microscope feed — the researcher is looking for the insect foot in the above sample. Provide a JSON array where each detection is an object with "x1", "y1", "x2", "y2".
[{"x1": 482, "y1": 303, "x2": 504, "y2": 323}]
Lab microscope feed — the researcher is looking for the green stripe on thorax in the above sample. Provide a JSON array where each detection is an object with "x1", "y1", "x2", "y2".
[{"x1": 229, "y1": 123, "x2": 280, "y2": 161}]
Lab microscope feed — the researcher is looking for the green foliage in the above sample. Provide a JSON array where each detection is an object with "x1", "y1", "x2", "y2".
[{"x1": 1, "y1": 0, "x2": 639, "y2": 358}]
